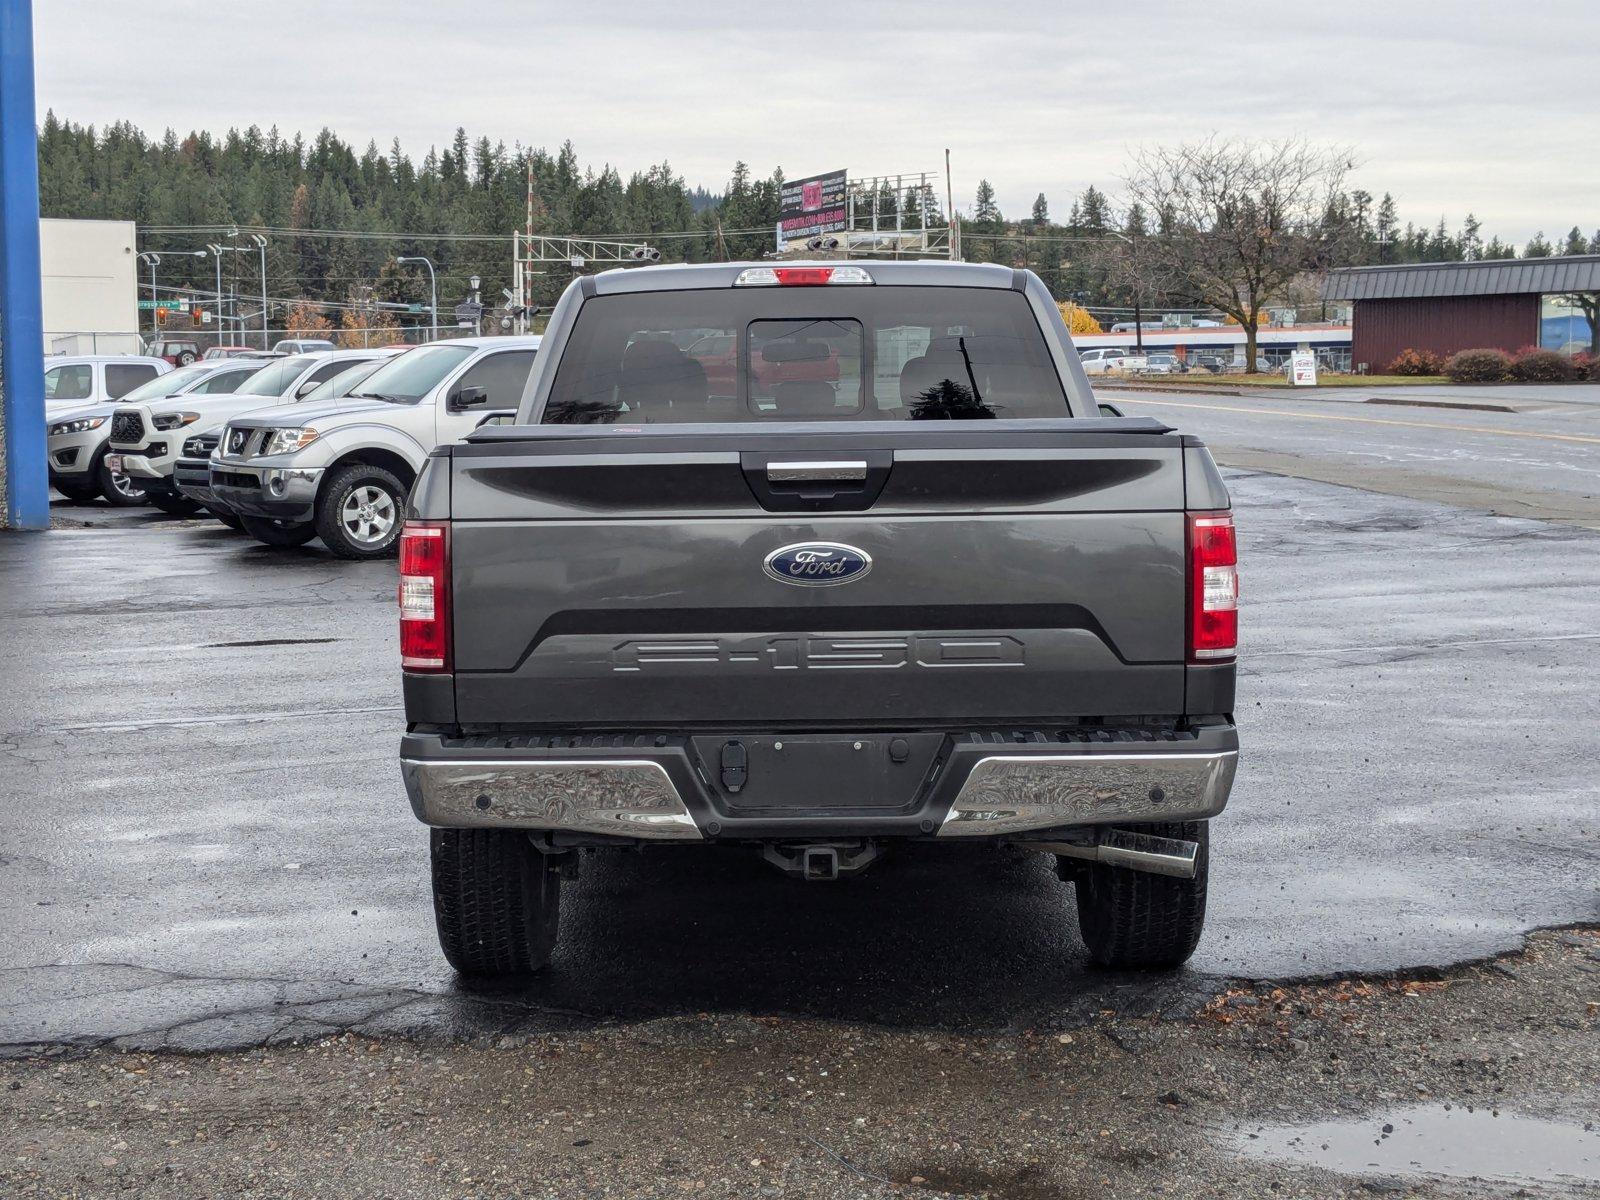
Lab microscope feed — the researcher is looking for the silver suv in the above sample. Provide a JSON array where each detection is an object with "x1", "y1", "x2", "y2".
[
  {"x1": 107, "y1": 350, "x2": 394, "y2": 518},
  {"x1": 210, "y1": 337, "x2": 540, "y2": 558}
]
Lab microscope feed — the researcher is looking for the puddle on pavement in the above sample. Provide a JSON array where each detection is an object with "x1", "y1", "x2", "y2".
[{"x1": 1229, "y1": 1104, "x2": 1600, "y2": 1192}]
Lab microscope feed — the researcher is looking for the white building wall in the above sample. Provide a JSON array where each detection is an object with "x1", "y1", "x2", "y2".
[{"x1": 40, "y1": 218, "x2": 141, "y2": 355}]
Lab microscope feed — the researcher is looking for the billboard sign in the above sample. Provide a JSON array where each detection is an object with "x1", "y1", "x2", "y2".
[{"x1": 778, "y1": 169, "x2": 847, "y2": 248}]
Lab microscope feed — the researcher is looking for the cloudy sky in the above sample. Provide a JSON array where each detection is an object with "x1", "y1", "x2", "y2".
[{"x1": 32, "y1": 0, "x2": 1596, "y2": 245}]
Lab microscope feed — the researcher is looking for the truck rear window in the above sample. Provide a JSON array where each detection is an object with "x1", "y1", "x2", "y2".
[{"x1": 541, "y1": 287, "x2": 1069, "y2": 423}]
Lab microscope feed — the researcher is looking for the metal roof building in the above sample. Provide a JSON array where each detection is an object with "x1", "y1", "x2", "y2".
[{"x1": 1322, "y1": 255, "x2": 1600, "y2": 371}]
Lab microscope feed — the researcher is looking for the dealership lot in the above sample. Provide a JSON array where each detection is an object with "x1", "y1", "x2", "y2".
[{"x1": 4, "y1": 443, "x2": 1597, "y2": 1053}]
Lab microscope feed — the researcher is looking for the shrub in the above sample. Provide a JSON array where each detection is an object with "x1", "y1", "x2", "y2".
[
  {"x1": 1585, "y1": 355, "x2": 1600, "y2": 382},
  {"x1": 1509, "y1": 347, "x2": 1577, "y2": 383},
  {"x1": 1443, "y1": 348, "x2": 1513, "y2": 383},
  {"x1": 1388, "y1": 347, "x2": 1443, "y2": 376}
]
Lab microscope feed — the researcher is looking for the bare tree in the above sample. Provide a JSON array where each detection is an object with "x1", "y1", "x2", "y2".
[{"x1": 1122, "y1": 137, "x2": 1356, "y2": 372}]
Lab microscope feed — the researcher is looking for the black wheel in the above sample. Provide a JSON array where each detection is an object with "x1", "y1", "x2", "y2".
[
  {"x1": 145, "y1": 490, "x2": 204, "y2": 518},
  {"x1": 1071, "y1": 821, "x2": 1209, "y2": 970},
  {"x1": 175, "y1": 350, "x2": 197, "y2": 366},
  {"x1": 94, "y1": 452, "x2": 149, "y2": 507},
  {"x1": 314, "y1": 462, "x2": 407, "y2": 560},
  {"x1": 431, "y1": 830, "x2": 561, "y2": 977},
  {"x1": 51, "y1": 476, "x2": 101, "y2": 503},
  {"x1": 239, "y1": 515, "x2": 318, "y2": 547}
]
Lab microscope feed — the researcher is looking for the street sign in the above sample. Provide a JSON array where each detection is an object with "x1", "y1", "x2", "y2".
[
  {"x1": 1290, "y1": 351, "x2": 1318, "y2": 386},
  {"x1": 138, "y1": 299, "x2": 189, "y2": 311}
]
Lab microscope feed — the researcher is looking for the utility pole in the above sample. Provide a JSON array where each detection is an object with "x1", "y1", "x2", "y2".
[{"x1": 944, "y1": 148, "x2": 958, "y2": 262}]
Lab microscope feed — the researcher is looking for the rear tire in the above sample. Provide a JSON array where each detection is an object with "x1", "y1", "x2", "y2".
[
  {"x1": 239, "y1": 515, "x2": 318, "y2": 548},
  {"x1": 94, "y1": 452, "x2": 149, "y2": 508},
  {"x1": 1071, "y1": 821, "x2": 1209, "y2": 970},
  {"x1": 51, "y1": 476, "x2": 101, "y2": 503},
  {"x1": 314, "y1": 463, "x2": 407, "y2": 560},
  {"x1": 431, "y1": 830, "x2": 561, "y2": 977},
  {"x1": 145, "y1": 490, "x2": 203, "y2": 518}
]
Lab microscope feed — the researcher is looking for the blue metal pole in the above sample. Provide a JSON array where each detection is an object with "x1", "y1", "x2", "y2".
[{"x1": 0, "y1": 0, "x2": 48, "y2": 530}]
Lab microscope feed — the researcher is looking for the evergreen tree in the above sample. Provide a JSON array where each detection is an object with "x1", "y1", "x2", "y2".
[
  {"x1": 1030, "y1": 193, "x2": 1048, "y2": 227},
  {"x1": 973, "y1": 179, "x2": 1000, "y2": 226}
]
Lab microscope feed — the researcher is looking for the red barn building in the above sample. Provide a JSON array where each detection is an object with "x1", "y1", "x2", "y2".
[{"x1": 1323, "y1": 255, "x2": 1600, "y2": 373}]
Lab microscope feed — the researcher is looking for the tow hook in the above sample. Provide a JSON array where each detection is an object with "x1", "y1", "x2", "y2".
[{"x1": 760, "y1": 841, "x2": 881, "y2": 880}]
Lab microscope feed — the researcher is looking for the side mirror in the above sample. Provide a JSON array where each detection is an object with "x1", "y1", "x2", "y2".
[
  {"x1": 1098, "y1": 402, "x2": 1125, "y2": 418},
  {"x1": 295, "y1": 379, "x2": 321, "y2": 399},
  {"x1": 450, "y1": 385, "x2": 489, "y2": 411}
]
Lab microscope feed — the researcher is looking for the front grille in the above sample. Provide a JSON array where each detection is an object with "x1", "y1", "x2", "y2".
[
  {"x1": 225, "y1": 426, "x2": 252, "y2": 455},
  {"x1": 213, "y1": 470, "x2": 260, "y2": 490},
  {"x1": 183, "y1": 433, "x2": 220, "y2": 457},
  {"x1": 109, "y1": 411, "x2": 144, "y2": 444}
]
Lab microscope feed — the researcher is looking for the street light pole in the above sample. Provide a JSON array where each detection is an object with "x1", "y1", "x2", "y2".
[
  {"x1": 1107, "y1": 228, "x2": 1144, "y2": 356},
  {"x1": 251, "y1": 233, "x2": 268, "y2": 349},
  {"x1": 396, "y1": 255, "x2": 437, "y2": 342},
  {"x1": 205, "y1": 243, "x2": 224, "y2": 346},
  {"x1": 137, "y1": 252, "x2": 160, "y2": 347}
]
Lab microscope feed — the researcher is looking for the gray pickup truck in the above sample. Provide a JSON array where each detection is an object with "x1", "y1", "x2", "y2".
[{"x1": 398, "y1": 260, "x2": 1239, "y2": 977}]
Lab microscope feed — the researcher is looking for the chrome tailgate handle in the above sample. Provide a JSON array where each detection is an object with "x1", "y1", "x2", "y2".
[{"x1": 765, "y1": 460, "x2": 869, "y2": 483}]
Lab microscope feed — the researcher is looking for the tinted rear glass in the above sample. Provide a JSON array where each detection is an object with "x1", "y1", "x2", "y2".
[
  {"x1": 235, "y1": 356, "x2": 314, "y2": 396},
  {"x1": 541, "y1": 287, "x2": 1068, "y2": 423}
]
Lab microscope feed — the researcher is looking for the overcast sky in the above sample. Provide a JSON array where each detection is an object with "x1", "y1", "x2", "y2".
[{"x1": 32, "y1": 0, "x2": 1596, "y2": 245}]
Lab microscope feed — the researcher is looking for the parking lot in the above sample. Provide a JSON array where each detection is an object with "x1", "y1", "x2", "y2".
[
  {"x1": 4, "y1": 387, "x2": 1599, "y2": 1193},
  {"x1": 4, "y1": 455, "x2": 1596, "y2": 1053}
]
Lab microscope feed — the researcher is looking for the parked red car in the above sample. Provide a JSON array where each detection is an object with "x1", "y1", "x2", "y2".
[{"x1": 687, "y1": 333, "x2": 841, "y2": 397}]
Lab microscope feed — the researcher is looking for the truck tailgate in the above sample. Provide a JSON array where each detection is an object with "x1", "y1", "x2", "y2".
[{"x1": 446, "y1": 423, "x2": 1190, "y2": 727}]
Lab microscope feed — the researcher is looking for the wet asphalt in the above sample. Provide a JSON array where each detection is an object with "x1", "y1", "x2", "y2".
[{"x1": 2, "y1": 467, "x2": 1598, "y2": 1053}]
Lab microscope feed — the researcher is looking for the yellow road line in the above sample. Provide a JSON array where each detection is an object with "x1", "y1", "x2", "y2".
[{"x1": 1112, "y1": 397, "x2": 1600, "y2": 447}]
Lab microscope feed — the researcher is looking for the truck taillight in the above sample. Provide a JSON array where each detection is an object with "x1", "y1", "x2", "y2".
[
  {"x1": 399, "y1": 522, "x2": 450, "y2": 672},
  {"x1": 1188, "y1": 512, "x2": 1237, "y2": 662}
]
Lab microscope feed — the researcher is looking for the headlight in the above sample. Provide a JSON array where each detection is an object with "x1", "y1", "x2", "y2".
[
  {"x1": 49, "y1": 416, "x2": 107, "y2": 436},
  {"x1": 262, "y1": 427, "x2": 321, "y2": 456},
  {"x1": 152, "y1": 411, "x2": 200, "y2": 431}
]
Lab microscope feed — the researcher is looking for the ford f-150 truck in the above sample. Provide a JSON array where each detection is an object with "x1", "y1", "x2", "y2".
[{"x1": 399, "y1": 260, "x2": 1239, "y2": 977}]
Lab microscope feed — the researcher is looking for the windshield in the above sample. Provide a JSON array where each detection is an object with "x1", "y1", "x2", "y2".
[
  {"x1": 121, "y1": 364, "x2": 206, "y2": 401},
  {"x1": 351, "y1": 345, "x2": 473, "y2": 402},
  {"x1": 303, "y1": 359, "x2": 385, "y2": 403},
  {"x1": 233, "y1": 356, "x2": 314, "y2": 397},
  {"x1": 543, "y1": 288, "x2": 1069, "y2": 423}
]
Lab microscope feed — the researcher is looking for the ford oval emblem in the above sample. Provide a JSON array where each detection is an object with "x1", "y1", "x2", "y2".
[{"x1": 763, "y1": 541, "x2": 873, "y2": 587}]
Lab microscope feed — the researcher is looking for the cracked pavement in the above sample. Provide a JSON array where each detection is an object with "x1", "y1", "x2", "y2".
[{"x1": 3, "y1": 465, "x2": 1599, "y2": 1054}]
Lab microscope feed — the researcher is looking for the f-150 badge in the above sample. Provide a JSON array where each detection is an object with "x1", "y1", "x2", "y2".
[{"x1": 763, "y1": 542, "x2": 872, "y2": 587}]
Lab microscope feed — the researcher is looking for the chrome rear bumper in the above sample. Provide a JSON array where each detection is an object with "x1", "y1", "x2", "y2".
[{"x1": 401, "y1": 736, "x2": 1236, "y2": 841}]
